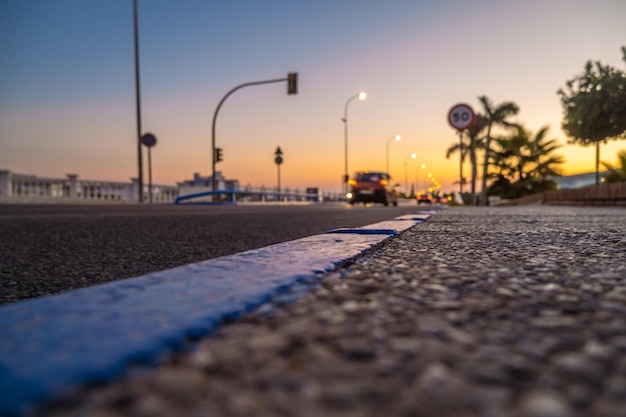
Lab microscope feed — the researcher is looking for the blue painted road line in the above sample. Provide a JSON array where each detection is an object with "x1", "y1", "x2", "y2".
[
  {"x1": 326, "y1": 228, "x2": 399, "y2": 235},
  {"x1": 0, "y1": 212, "x2": 433, "y2": 416}
]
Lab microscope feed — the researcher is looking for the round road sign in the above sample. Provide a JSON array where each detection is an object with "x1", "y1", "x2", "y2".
[
  {"x1": 141, "y1": 133, "x2": 157, "y2": 147},
  {"x1": 447, "y1": 104, "x2": 476, "y2": 131},
  {"x1": 275, "y1": 156, "x2": 283, "y2": 165}
]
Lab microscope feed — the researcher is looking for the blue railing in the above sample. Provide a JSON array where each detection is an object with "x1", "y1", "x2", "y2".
[{"x1": 174, "y1": 189, "x2": 336, "y2": 205}]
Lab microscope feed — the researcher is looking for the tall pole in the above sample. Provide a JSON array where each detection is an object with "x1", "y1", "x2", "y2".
[
  {"x1": 404, "y1": 161, "x2": 408, "y2": 196},
  {"x1": 459, "y1": 131, "x2": 464, "y2": 197},
  {"x1": 342, "y1": 92, "x2": 366, "y2": 193},
  {"x1": 386, "y1": 142, "x2": 390, "y2": 174},
  {"x1": 386, "y1": 135, "x2": 401, "y2": 174},
  {"x1": 147, "y1": 147, "x2": 153, "y2": 204},
  {"x1": 404, "y1": 153, "x2": 416, "y2": 196},
  {"x1": 275, "y1": 146, "x2": 284, "y2": 198},
  {"x1": 595, "y1": 141, "x2": 600, "y2": 186},
  {"x1": 133, "y1": 0, "x2": 143, "y2": 203},
  {"x1": 343, "y1": 97, "x2": 352, "y2": 193}
]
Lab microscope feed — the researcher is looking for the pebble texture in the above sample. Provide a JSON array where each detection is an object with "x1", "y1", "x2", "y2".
[{"x1": 42, "y1": 206, "x2": 626, "y2": 417}]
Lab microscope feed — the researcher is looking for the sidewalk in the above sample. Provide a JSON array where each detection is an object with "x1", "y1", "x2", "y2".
[{"x1": 42, "y1": 206, "x2": 626, "y2": 417}]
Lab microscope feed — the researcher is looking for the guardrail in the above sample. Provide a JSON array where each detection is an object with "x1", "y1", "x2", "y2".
[
  {"x1": 175, "y1": 188, "x2": 343, "y2": 204},
  {"x1": 502, "y1": 182, "x2": 626, "y2": 206}
]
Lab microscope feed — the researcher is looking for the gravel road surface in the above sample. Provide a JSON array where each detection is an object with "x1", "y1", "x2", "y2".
[{"x1": 35, "y1": 206, "x2": 626, "y2": 416}]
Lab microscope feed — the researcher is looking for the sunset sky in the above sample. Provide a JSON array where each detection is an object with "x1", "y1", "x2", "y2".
[{"x1": 1, "y1": 0, "x2": 625, "y2": 194}]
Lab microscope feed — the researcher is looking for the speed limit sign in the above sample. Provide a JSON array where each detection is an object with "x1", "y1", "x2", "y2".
[{"x1": 448, "y1": 103, "x2": 476, "y2": 131}]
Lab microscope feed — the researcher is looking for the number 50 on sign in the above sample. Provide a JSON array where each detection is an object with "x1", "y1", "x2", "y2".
[{"x1": 447, "y1": 103, "x2": 475, "y2": 131}]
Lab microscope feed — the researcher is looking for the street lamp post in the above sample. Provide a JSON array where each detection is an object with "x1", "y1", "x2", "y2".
[
  {"x1": 385, "y1": 135, "x2": 401, "y2": 174},
  {"x1": 342, "y1": 92, "x2": 367, "y2": 192},
  {"x1": 404, "y1": 153, "x2": 416, "y2": 196},
  {"x1": 427, "y1": 172, "x2": 433, "y2": 194},
  {"x1": 211, "y1": 74, "x2": 297, "y2": 192}
]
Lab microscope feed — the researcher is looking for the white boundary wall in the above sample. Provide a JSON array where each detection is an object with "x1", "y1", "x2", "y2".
[{"x1": 0, "y1": 170, "x2": 178, "y2": 204}]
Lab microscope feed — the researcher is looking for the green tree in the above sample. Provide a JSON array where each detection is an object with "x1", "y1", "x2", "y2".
[
  {"x1": 477, "y1": 96, "x2": 520, "y2": 205},
  {"x1": 557, "y1": 47, "x2": 626, "y2": 185},
  {"x1": 602, "y1": 150, "x2": 626, "y2": 183}
]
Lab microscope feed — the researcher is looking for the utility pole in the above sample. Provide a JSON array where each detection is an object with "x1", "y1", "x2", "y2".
[{"x1": 133, "y1": 0, "x2": 144, "y2": 202}]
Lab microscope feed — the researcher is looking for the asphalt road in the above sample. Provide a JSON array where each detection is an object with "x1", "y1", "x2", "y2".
[
  {"x1": 0, "y1": 202, "x2": 419, "y2": 305},
  {"x1": 40, "y1": 205, "x2": 626, "y2": 417}
]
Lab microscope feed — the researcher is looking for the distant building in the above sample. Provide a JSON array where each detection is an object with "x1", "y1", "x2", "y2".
[
  {"x1": 177, "y1": 172, "x2": 239, "y2": 191},
  {"x1": 550, "y1": 171, "x2": 609, "y2": 189},
  {"x1": 0, "y1": 169, "x2": 178, "y2": 203}
]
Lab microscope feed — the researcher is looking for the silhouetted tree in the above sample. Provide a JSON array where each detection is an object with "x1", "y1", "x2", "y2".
[
  {"x1": 557, "y1": 47, "x2": 626, "y2": 185},
  {"x1": 488, "y1": 126, "x2": 564, "y2": 199},
  {"x1": 465, "y1": 114, "x2": 488, "y2": 205},
  {"x1": 478, "y1": 96, "x2": 520, "y2": 205},
  {"x1": 602, "y1": 150, "x2": 626, "y2": 183},
  {"x1": 446, "y1": 114, "x2": 488, "y2": 205}
]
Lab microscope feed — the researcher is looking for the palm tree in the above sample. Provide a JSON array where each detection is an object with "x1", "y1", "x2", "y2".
[
  {"x1": 488, "y1": 126, "x2": 564, "y2": 198},
  {"x1": 446, "y1": 134, "x2": 469, "y2": 197},
  {"x1": 446, "y1": 114, "x2": 488, "y2": 205},
  {"x1": 465, "y1": 114, "x2": 488, "y2": 205},
  {"x1": 601, "y1": 150, "x2": 626, "y2": 183},
  {"x1": 478, "y1": 96, "x2": 520, "y2": 205},
  {"x1": 490, "y1": 134, "x2": 525, "y2": 181},
  {"x1": 523, "y1": 126, "x2": 564, "y2": 182}
]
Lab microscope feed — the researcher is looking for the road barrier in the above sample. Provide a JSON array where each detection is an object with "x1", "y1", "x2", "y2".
[{"x1": 174, "y1": 188, "x2": 334, "y2": 204}]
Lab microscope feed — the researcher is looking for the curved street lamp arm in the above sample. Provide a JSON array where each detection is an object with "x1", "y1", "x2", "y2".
[
  {"x1": 342, "y1": 94, "x2": 359, "y2": 187},
  {"x1": 344, "y1": 95, "x2": 356, "y2": 115},
  {"x1": 211, "y1": 77, "x2": 287, "y2": 191}
]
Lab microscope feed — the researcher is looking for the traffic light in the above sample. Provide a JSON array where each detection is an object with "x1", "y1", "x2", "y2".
[
  {"x1": 287, "y1": 72, "x2": 298, "y2": 95},
  {"x1": 214, "y1": 147, "x2": 223, "y2": 163}
]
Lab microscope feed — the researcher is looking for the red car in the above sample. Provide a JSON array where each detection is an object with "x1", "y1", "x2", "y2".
[
  {"x1": 416, "y1": 193, "x2": 433, "y2": 204},
  {"x1": 347, "y1": 171, "x2": 398, "y2": 206},
  {"x1": 417, "y1": 193, "x2": 450, "y2": 204}
]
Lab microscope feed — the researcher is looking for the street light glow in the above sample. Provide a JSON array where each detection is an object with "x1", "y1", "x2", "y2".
[
  {"x1": 358, "y1": 92, "x2": 367, "y2": 100},
  {"x1": 394, "y1": 135, "x2": 401, "y2": 141}
]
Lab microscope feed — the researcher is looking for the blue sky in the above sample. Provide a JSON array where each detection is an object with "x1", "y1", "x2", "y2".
[{"x1": 1, "y1": 0, "x2": 625, "y2": 192}]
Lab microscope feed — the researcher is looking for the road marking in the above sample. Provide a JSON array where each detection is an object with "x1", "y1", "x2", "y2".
[{"x1": 0, "y1": 211, "x2": 435, "y2": 416}]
